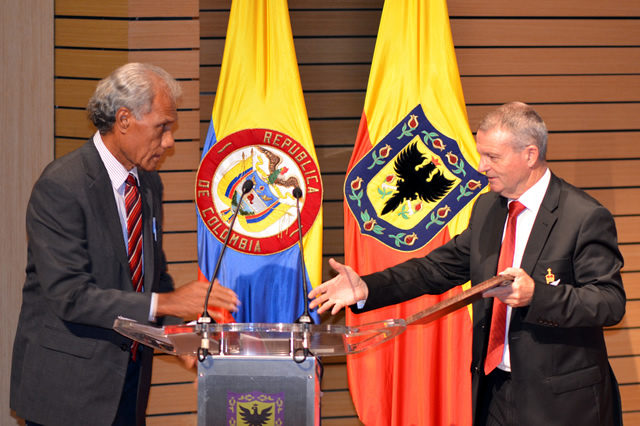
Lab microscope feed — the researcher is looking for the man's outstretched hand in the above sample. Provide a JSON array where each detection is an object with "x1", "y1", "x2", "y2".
[{"x1": 308, "y1": 258, "x2": 369, "y2": 315}]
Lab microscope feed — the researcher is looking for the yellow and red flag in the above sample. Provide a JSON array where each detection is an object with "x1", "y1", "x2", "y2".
[
  {"x1": 344, "y1": 0, "x2": 488, "y2": 424},
  {"x1": 196, "y1": 0, "x2": 323, "y2": 323}
]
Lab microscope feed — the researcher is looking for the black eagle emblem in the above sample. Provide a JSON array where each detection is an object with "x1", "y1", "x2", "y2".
[
  {"x1": 381, "y1": 142, "x2": 454, "y2": 216},
  {"x1": 238, "y1": 403, "x2": 273, "y2": 426}
]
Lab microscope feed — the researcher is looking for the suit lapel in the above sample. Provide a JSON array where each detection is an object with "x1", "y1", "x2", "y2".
[
  {"x1": 81, "y1": 139, "x2": 131, "y2": 288},
  {"x1": 138, "y1": 171, "x2": 156, "y2": 293},
  {"x1": 520, "y1": 174, "x2": 560, "y2": 275}
]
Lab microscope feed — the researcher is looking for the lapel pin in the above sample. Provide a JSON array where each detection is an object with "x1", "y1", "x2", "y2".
[{"x1": 545, "y1": 268, "x2": 555, "y2": 285}]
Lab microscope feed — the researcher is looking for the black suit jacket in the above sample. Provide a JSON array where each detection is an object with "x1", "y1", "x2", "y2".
[
  {"x1": 356, "y1": 173, "x2": 625, "y2": 425},
  {"x1": 11, "y1": 138, "x2": 176, "y2": 425}
]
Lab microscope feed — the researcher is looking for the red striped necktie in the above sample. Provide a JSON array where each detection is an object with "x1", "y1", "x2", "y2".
[
  {"x1": 125, "y1": 173, "x2": 143, "y2": 359},
  {"x1": 484, "y1": 200, "x2": 526, "y2": 375}
]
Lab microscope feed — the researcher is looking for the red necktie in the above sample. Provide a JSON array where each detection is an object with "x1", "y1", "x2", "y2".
[
  {"x1": 125, "y1": 174, "x2": 143, "y2": 359},
  {"x1": 484, "y1": 200, "x2": 526, "y2": 375}
]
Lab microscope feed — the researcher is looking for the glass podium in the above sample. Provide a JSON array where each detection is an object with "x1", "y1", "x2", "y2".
[
  {"x1": 113, "y1": 274, "x2": 510, "y2": 425},
  {"x1": 114, "y1": 317, "x2": 406, "y2": 425}
]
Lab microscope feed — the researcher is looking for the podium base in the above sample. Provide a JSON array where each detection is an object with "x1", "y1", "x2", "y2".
[{"x1": 197, "y1": 355, "x2": 321, "y2": 425}]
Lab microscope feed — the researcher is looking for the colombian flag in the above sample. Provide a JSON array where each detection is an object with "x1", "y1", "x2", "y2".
[
  {"x1": 196, "y1": 0, "x2": 322, "y2": 324},
  {"x1": 344, "y1": 0, "x2": 487, "y2": 424}
]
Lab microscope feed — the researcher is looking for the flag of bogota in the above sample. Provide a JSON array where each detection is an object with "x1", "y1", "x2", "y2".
[
  {"x1": 196, "y1": 0, "x2": 322, "y2": 324},
  {"x1": 344, "y1": 1, "x2": 488, "y2": 424}
]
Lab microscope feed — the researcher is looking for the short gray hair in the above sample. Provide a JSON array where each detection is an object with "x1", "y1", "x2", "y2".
[
  {"x1": 478, "y1": 102, "x2": 548, "y2": 161},
  {"x1": 87, "y1": 63, "x2": 182, "y2": 133}
]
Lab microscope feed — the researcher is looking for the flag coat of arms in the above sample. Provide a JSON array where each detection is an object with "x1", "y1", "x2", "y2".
[
  {"x1": 344, "y1": 0, "x2": 488, "y2": 424},
  {"x1": 197, "y1": 0, "x2": 322, "y2": 324}
]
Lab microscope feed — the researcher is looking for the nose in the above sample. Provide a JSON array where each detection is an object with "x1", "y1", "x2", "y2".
[
  {"x1": 161, "y1": 131, "x2": 175, "y2": 149},
  {"x1": 478, "y1": 156, "x2": 488, "y2": 173}
]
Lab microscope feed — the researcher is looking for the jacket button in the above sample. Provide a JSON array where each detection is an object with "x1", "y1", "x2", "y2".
[{"x1": 121, "y1": 343, "x2": 129, "y2": 351}]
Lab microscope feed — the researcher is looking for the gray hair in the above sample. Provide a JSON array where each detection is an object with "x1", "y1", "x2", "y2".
[
  {"x1": 87, "y1": 63, "x2": 182, "y2": 133},
  {"x1": 478, "y1": 102, "x2": 548, "y2": 161}
]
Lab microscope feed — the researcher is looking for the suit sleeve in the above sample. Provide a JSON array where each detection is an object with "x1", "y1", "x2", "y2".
[
  {"x1": 354, "y1": 223, "x2": 473, "y2": 313},
  {"x1": 26, "y1": 173, "x2": 153, "y2": 328},
  {"x1": 525, "y1": 205, "x2": 626, "y2": 328}
]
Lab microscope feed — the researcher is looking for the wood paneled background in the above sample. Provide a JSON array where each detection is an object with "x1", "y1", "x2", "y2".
[{"x1": 10, "y1": 0, "x2": 636, "y2": 424}]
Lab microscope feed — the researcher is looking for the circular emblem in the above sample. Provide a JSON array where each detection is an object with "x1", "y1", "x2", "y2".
[{"x1": 196, "y1": 128, "x2": 322, "y2": 255}]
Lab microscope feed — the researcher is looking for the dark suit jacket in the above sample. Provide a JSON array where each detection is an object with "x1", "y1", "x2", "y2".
[
  {"x1": 11, "y1": 138, "x2": 177, "y2": 425},
  {"x1": 355, "y1": 173, "x2": 625, "y2": 426}
]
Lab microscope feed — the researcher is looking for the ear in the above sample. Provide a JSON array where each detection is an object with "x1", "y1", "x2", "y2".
[
  {"x1": 114, "y1": 107, "x2": 131, "y2": 134},
  {"x1": 525, "y1": 145, "x2": 539, "y2": 167}
]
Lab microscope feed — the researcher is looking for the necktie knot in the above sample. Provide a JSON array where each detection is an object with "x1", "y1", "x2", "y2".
[
  {"x1": 126, "y1": 173, "x2": 138, "y2": 188},
  {"x1": 508, "y1": 200, "x2": 526, "y2": 218}
]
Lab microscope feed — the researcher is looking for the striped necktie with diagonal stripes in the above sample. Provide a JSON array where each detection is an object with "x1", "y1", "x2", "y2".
[{"x1": 125, "y1": 173, "x2": 143, "y2": 359}]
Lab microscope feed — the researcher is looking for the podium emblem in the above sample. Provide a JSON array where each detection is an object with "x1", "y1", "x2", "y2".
[{"x1": 227, "y1": 390, "x2": 284, "y2": 425}]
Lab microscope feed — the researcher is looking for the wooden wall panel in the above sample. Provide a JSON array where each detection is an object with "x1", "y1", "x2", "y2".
[{"x1": 56, "y1": 0, "x2": 199, "y2": 17}]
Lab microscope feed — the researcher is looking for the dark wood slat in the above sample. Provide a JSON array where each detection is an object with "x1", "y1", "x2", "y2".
[
  {"x1": 56, "y1": 0, "x2": 199, "y2": 17},
  {"x1": 200, "y1": 10, "x2": 382, "y2": 38},
  {"x1": 163, "y1": 232, "x2": 197, "y2": 263},
  {"x1": 547, "y1": 132, "x2": 640, "y2": 161},
  {"x1": 160, "y1": 171, "x2": 197, "y2": 201},
  {"x1": 166, "y1": 262, "x2": 198, "y2": 287},
  {"x1": 56, "y1": 79, "x2": 199, "y2": 110},
  {"x1": 451, "y1": 19, "x2": 640, "y2": 47},
  {"x1": 55, "y1": 18, "x2": 199, "y2": 49},
  {"x1": 164, "y1": 203, "x2": 197, "y2": 233},
  {"x1": 324, "y1": 228, "x2": 344, "y2": 255},
  {"x1": 462, "y1": 75, "x2": 640, "y2": 104},
  {"x1": 55, "y1": 48, "x2": 200, "y2": 79},
  {"x1": 550, "y1": 159, "x2": 640, "y2": 189},
  {"x1": 619, "y1": 384, "x2": 640, "y2": 412},
  {"x1": 457, "y1": 47, "x2": 640, "y2": 76},
  {"x1": 147, "y1": 383, "x2": 197, "y2": 415},
  {"x1": 621, "y1": 244, "x2": 640, "y2": 272},
  {"x1": 448, "y1": 0, "x2": 640, "y2": 17},
  {"x1": 587, "y1": 188, "x2": 640, "y2": 216},
  {"x1": 617, "y1": 217, "x2": 640, "y2": 244},
  {"x1": 200, "y1": 44, "x2": 640, "y2": 76},
  {"x1": 467, "y1": 104, "x2": 640, "y2": 133},
  {"x1": 201, "y1": 0, "x2": 383, "y2": 10},
  {"x1": 622, "y1": 272, "x2": 640, "y2": 299},
  {"x1": 56, "y1": 109, "x2": 199, "y2": 140},
  {"x1": 606, "y1": 328, "x2": 640, "y2": 357},
  {"x1": 610, "y1": 355, "x2": 640, "y2": 385},
  {"x1": 152, "y1": 355, "x2": 196, "y2": 384}
]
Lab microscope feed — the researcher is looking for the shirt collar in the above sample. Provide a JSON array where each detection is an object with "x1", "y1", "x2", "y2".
[
  {"x1": 93, "y1": 131, "x2": 139, "y2": 190},
  {"x1": 512, "y1": 168, "x2": 551, "y2": 214}
]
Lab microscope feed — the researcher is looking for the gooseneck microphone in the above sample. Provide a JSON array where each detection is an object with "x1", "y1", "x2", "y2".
[
  {"x1": 197, "y1": 178, "x2": 254, "y2": 362},
  {"x1": 293, "y1": 187, "x2": 314, "y2": 326}
]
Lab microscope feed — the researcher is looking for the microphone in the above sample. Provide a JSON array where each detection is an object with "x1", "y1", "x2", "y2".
[
  {"x1": 293, "y1": 187, "x2": 314, "y2": 325},
  {"x1": 197, "y1": 178, "x2": 254, "y2": 362}
]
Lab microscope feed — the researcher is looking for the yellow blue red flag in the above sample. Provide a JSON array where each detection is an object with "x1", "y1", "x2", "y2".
[
  {"x1": 344, "y1": 0, "x2": 488, "y2": 424},
  {"x1": 196, "y1": 0, "x2": 322, "y2": 323}
]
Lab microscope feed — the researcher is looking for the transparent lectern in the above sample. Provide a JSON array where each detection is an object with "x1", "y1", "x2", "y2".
[
  {"x1": 114, "y1": 318, "x2": 406, "y2": 425},
  {"x1": 113, "y1": 275, "x2": 511, "y2": 425}
]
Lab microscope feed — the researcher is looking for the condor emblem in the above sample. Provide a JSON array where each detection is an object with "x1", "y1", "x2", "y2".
[
  {"x1": 196, "y1": 128, "x2": 322, "y2": 255},
  {"x1": 227, "y1": 390, "x2": 284, "y2": 426},
  {"x1": 345, "y1": 105, "x2": 488, "y2": 252}
]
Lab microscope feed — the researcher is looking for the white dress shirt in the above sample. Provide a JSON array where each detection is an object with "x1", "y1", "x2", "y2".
[{"x1": 498, "y1": 168, "x2": 551, "y2": 371}]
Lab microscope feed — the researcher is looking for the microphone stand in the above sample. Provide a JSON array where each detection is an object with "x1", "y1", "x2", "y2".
[
  {"x1": 292, "y1": 187, "x2": 314, "y2": 363},
  {"x1": 197, "y1": 179, "x2": 254, "y2": 362},
  {"x1": 293, "y1": 187, "x2": 314, "y2": 326}
]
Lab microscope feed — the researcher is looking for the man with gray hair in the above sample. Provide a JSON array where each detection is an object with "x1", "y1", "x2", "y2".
[
  {"x1": 310, "y1": 102, "x2": 625, "y2": 425},
  {"x1": 11, "y1": 63, "x2": 239, "y2": 425}
]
